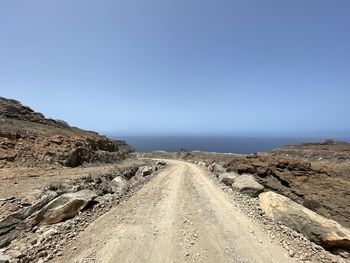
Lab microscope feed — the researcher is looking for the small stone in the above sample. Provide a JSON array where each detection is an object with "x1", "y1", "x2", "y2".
[
  {"x1": 288, "y1": 250, "x2": 294, "y2": 257},
  {"x1": 38, "y1": 251, "x2": 48, "y2": 258}
]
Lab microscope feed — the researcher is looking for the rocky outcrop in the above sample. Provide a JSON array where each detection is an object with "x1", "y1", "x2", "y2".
[
  {"x1": 259, "y1": 191, "x2": 350, "y2": 250},
  {"x1": 32, "y1": 190, "x2": 97, "y2": 225},
  {"x1": 231, "y1": 174, "x2": 264, "y2": 197},
  {"x1": 0, "y1": 97, "x2": 134, "y2": 168},
  {"x1": 110, "y1": 176, "x2": 129, "y2": 194},
  {"x1": 0, "y1": 97, "x2": 66, "y2": 127},
  {"x1": 0, "y1": 191, "x2": 58, "y2": 247},
  {"x1": 218, "y1": 172, "x2": 238, "y2": 186},
  {"x1": 226, "y1": 155, "x2": 350, "y2": 228}
]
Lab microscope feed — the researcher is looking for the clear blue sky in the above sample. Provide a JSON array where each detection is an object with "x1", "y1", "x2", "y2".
[{"x1": 0, "y1": 1, "x2": 349, "y2": 136}]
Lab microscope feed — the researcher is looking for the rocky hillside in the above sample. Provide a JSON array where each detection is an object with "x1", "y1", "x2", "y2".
[
  {"x1": 225, "y1": 153, "x2": 350, "y2": 229},
  {"x1": 271, "y1": 140, "x2": 350, "y2": 163},
  {"x1": 271, "y1": 140, "x2": 350, "y2": 181},
  {"x1": 0, "y1": 97, "x2": 134, "y2": 168}
]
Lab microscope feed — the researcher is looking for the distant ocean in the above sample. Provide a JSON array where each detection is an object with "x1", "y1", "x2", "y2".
[{"x1": 112, "y1": 135, "x2": 350, "y2": 154}]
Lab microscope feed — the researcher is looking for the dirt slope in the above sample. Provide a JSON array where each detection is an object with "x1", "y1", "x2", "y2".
[{"x1": 53, "y1": 160, "x2": 297, "y2": 263}]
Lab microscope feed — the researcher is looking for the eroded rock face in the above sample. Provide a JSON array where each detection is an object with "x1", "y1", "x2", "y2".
[
  {"x1": 259, "y1": 191, "x2": 350, "y2": 250},
  {"x1": 0, "y1": 97, "x2": 135, "y2": 168},
  {"x1": 32, "y1": 190, "x2": 97, "y2": 225},
  {"x1": 110, "y1": 176, "x2": 129, "y2": 194},
  {"x1": 231, "y1": 174, "x2": 264, "y2": 197},
  {"x1": 226, "y1": 155, "x2": 350, "y2": 228},
  {"x1": 218, "y1": 172, "x2": 238, "y2": 186}
]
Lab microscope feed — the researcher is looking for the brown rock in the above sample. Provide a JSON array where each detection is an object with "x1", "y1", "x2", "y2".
[{"x1": 0, "y1": 97, "x2": 134, "y2": 168}]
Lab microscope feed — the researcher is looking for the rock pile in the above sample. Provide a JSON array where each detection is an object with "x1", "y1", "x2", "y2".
[{"x1": 208, "y1": 163, "x2": 265, "y2": 198}]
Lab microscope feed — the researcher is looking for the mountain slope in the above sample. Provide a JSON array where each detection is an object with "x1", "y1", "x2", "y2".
[{"x1": 0, "y1": 97, "x2": 134, "y2": 168}]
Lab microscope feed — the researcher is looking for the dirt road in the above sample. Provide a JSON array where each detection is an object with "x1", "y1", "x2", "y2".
[{"x1": 54, "y1": 160, "x2": 297, "y2": 263}]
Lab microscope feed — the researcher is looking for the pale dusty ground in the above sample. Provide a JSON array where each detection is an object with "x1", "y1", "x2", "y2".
[
  {"x1": 52, "y1": 160, "x2": 298, "y2": 263},
  {"x1": 0, "y1": 159, "x2": 143, "y2": 201}
]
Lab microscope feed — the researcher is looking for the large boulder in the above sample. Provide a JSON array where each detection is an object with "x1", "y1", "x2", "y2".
[
  {"x1": 209, "y1": 163, "x2": 226, "y2": 176},
  {"x1": 137, "y1": 166, "x2": 153, "y2": 177},
  {"x1": 110, "y1": 176, "x2": 129, "y2": 194},
  {"x1": 259, "y1": 191, "x2": 350, "y2": 250},
  {"x1": 197, "y1": 161, "x2": 207, "y2": 167},
  {"x1": 218, "y1": 172, "x2": 238, "y2": 186},
  {"x1": 32, "y1": 189, "x2": 96, "y2": 225},
  {"x1": 231, "y1": 174, "x2": 264, "y2": 197},
  {"x1": 156, "y1": 161, "x2": 166, "y2": 168},
  {"x1": 0, "y1": 191, "x2": 58, "y2": 248}
]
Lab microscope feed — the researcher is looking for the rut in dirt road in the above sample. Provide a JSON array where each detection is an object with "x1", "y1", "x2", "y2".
[{"x1": 54, "y1": 160, "x2": 297, "y2": 263}]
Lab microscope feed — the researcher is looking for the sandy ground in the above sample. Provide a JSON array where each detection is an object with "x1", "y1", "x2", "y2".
[{"x1": 52, "y1": 160, "x2": 297, "y2": 263}]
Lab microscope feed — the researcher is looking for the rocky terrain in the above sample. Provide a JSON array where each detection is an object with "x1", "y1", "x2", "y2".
[
  {"x1": 44, "y1": 159, "x2": 348, "y2": 263},
  {"x1": 270, "y1": 140, "x2": 350, "y2": 181},
  {"x1": 1, "y1": 97, "x2": 349, "y2": 262},
  {"x1": 271, "y1": 140, "x2": 350, "y2": 163},
  {"x1": 0, "y1": 159, "x2": 166, "y2": 262},
  {"x1": 224, "y1": 154, "x2": 350, "y2": 229},
  {"x1": 0, "y1": 97, "x2": 134, "y2": 169},
  {"x1": 146, "y1": 141, "x2": 350, "y2": 261},
  {"x1": 0, "y1": 97, "x2": 163, "y2": 262},
  {"x1": 147, "y1": 142, "x2": 350, "y2": 229}
]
